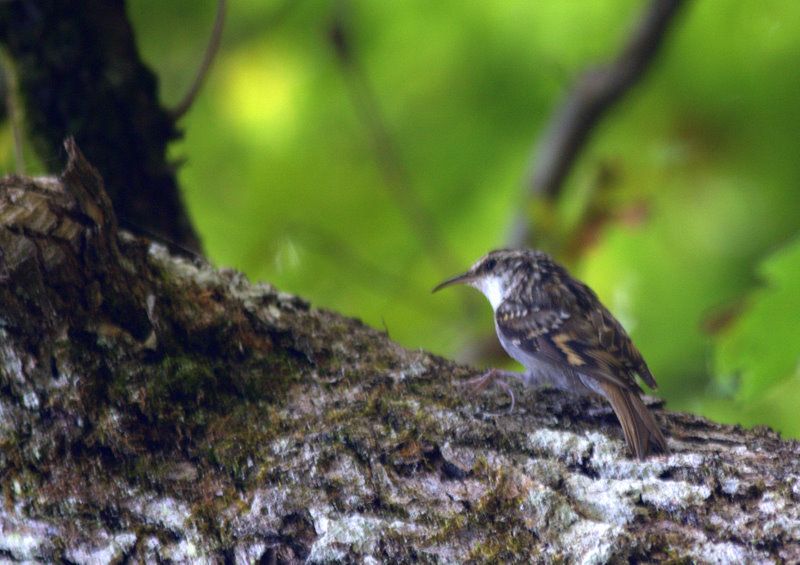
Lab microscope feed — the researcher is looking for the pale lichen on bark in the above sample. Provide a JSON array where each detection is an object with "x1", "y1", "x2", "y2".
[{"x1": 0, "y1": 142, "x2": 798, "y2": 563}]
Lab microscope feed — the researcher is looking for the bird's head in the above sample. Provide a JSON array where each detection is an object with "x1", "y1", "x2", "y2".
[{"x1": 433, "y1": 249, "x2": 540, "y2": 310}]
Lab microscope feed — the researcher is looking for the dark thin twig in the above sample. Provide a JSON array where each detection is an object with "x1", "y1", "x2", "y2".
[
  {"x1": 328, "y1": 4, "x2": 455, "y2": 272},
  {"x1": 171, "y1": 0, "x2": 227, "y2": 120},
  {"x1": 508, "y1": 0, "x2": 685, "y2": 248}
]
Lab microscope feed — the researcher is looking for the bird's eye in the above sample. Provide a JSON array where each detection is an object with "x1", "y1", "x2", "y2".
[{"x1": 484, "y1": 258, "x2": 497, "y2": 271}]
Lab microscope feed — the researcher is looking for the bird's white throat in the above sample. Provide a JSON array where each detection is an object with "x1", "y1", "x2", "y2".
[{"x1": 473, "y1": 275, "x2": 506, "y2": 311}]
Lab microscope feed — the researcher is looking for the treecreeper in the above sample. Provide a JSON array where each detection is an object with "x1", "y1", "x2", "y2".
[{"x1": 434, "y1": 248, "x2": 669, "y2": 460}]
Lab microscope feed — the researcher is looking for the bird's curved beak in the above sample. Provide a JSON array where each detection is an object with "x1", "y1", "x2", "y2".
[{"x1": 432, "y1": 271, "x2": 476, "y2": 293}]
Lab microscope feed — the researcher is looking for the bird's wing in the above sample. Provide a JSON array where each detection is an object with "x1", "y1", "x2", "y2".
[{"x1": 495, "y1": 276, "x2": 656, "y2": 392}]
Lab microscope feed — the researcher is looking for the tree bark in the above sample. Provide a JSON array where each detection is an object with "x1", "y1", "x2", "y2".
[{"x1": 0, "y1": 144, "x2": 798, "y2": 563}]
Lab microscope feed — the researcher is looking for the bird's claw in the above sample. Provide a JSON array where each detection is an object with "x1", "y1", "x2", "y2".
[{"x1": 461, "y1": 369, "x2": 516, "y2": 415}]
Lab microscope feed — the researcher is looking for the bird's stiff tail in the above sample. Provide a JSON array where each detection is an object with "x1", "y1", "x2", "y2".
[{"x1": 600, "y1": 382, "x2": 669, "y2": 460}]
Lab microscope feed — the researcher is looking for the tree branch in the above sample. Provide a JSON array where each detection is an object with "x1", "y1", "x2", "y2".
[
  {"x1": 509, "y1": 0, "x2": 685, "y2": 248},
  {"x1": 0, "y1": 145, "x2": 798, "y2": 562}
]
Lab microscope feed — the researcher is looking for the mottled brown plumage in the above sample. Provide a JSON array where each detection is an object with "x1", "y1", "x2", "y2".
[{"x1": 434, "y1": 249, "x2": 668, "y2": 460}]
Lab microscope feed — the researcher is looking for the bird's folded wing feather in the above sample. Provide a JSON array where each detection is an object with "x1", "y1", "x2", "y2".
[{"x1": 495, "y1": 277, "x2": 657, "y2": 392}]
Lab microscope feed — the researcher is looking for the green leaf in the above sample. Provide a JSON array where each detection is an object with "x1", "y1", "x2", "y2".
[{"x1": 715, "y1": 237, "x2": 800, "y2": 402}]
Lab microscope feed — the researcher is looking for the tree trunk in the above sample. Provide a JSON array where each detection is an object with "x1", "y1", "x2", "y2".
[
  {"x1": 0, "y1": 142, "x2": 798, "y2": 563},
  {"x1": 0, "y1": 0, "x2": 200, "y2": 252}
]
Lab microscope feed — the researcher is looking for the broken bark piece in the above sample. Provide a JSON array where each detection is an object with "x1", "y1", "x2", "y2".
[{"x1": 0, "y1": 138, "x2": 150, "y2": 341}]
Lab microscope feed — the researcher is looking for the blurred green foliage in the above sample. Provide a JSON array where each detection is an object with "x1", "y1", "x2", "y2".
[
  {"x1": 710, "y1": 238, "x2": 800, "y2": 435},
  {"x1": 2, "y1": 0, "x2": 799, "y2": 437}
]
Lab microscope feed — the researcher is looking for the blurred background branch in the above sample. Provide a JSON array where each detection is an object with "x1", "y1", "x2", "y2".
[
  {"x1": 328, "y1": 2, "x2": 456, "y2": 273},
  {"x1": 509, "y1": 0, "x2": 684, "y2": 250},
  {"x1": 170, "y1": 0, "x2": 227, "y2": 121}
]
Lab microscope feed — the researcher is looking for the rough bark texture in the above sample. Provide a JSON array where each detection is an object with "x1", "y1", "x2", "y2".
[
  {"x1": 1, "y1": 144, "x2": 799, "y2": 563},
  {"x1": 0, "y1": 0, "x2": 200, "y2": 251}
]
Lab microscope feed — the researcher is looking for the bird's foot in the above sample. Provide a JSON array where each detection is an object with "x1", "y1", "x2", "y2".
[{"x1": 462, "y1": 368, "x2": 518, "y2": 415}]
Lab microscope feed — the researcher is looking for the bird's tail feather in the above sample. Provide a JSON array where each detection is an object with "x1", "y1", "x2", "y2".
[{"x1": 600, "y1": 382, "x2": 669, "y2": 460}]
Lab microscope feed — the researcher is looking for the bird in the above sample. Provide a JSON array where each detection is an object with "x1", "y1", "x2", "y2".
[{"x1": 433, "y1": 248, "x2": 668, "y2": 460}]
